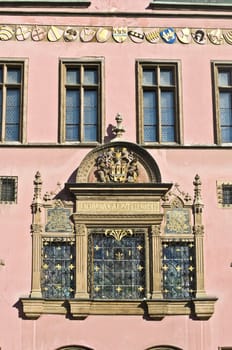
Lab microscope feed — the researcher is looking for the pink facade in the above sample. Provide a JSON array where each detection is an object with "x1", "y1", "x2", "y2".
[{"x1": 0, "y1": 1, "x2": 232, "y2": 349}]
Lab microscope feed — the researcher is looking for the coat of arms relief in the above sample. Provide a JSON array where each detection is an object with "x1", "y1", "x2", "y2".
[{"x1": 95, "y1": 147, "x2": 139, "y2": 183}]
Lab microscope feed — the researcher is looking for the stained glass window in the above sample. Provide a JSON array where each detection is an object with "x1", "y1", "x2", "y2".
[
  {"x1": 162, "y1": 242, "x2": 195, "y2": 299},
  {"x1": 62, "y1": 63, "x2": 100, "y2": 143},
  {"x1": 41, "y1": 238, "x2": 75, "y2": 298},
  {"x1": 139, "y1": 63, "x2": 179, "y2": 144},
  {"x1": 0, "y1": 63, "x2": 23, "y2": 143},
  {"x1": 89, "y1": 230, "x2": 145, "y2": 299}
]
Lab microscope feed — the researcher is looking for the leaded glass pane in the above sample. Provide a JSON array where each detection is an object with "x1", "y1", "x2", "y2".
[
  {"x1": 143, "y1": 91, "x2": 157, "y2": 142},
  {"x1": 7, "y1": 68, "x2": 21, "y2": 84},
  {"x1": 66, "y1": 90, "x2": 80, "y2": 141},
  {"x1": 221, "y1": 126, "x2": 232, "y2": 142},
  {"x1": 0, "y1": 178, "x2": 16, "y2": 202},
  {"x1": 90, "y1": 231, "x2": 145, "y2": 299},
  {"x1": 143, "y1": 69, "x2": 156, "y2": 85},
  {"x1": 219, "y1": 70, "x2": 231, "y2": 86},
  {"x1": 84, "y1": 69, "x2": 98, "y2": 85},
  {"x1": 66, "y1": 68, "x2": 80, "y2": 85},
  {"x1": 5, "y1": 89, "x2": 20, "y2": 141},
  {"x1": 160, "y1": 69, "x2": 173, "y2": 86},
  {"x1": 222, "y1": 185, "x2": 232, "y2": 204},
  {"x1": 41, "y1": 239, "x2": 75, "y2": 299},
  {"x1": 220, "y1": 92, "x2": 232, "y2": 125},
  {"x1": 84, "y1": 90, "x2": 97, "y2": 141},
  {"x1": 144, "y1": 125, "x2": 157, "y2": 142},
  {"x1": 162, "y1": 242, "x2": 195, "y2": 299}
]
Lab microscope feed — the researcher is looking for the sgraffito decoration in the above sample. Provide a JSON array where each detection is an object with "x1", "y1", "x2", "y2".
[
  {"x1": 0, "y1": 24, "x2": 232, "y2": 45},
  {"x1": 45, "y1": 207, "x2": 73, "y2": 232},
  {"x1": 165, "y1": 208, "x2": 191, "y2": 234},
  {"x1": 95, "y1": 147, "x2": 139, "y2": 183}
]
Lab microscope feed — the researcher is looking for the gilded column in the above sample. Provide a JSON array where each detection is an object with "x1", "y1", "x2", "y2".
[
  {"x1": 193, "y1": 174, "x2": 206, "y2": 297},
  {"x1": 30, "y1": 171, "x2": 43, "y2": 298},
  {"x1": 74, "y1": 223, "x2": 89, "y2": 298},
  {"x1": 151, "y1": 224, "x2": 163, "y2": 299}
]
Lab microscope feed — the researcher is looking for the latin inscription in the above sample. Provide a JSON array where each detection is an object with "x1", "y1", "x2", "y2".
[{"x1": 76, "y1": 201, "x2": 160, "y2": 213}]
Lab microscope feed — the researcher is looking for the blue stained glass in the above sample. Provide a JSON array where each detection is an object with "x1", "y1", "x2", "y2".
[
  {"x1": 84, "y1": 69, "x2": 98, "y2": 85},
  {"x1": 7, "y1": 68, "x2": 21, "y2": 84},
  {"x1": 41, "y1": 240, "x2": 75, "y2": 299},
  {"x1": 90, "y1": 233, "x2": 145, "y2": 300},
  {"x1": 66, "y1": 68, "x2": 80, "y2": 85},
  {"x1": 143, "y1": 70, "x2": 156, "y2": 85},
  {"x1": 162, "y1": 242, "x2": 195, "y2": 299}
]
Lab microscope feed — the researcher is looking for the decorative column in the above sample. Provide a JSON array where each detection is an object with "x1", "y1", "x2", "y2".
[
  {"x1": 193, "y1": 174, "x2": 206, "y2": 298},
  {"x1": 151, "y1": 224, "x2": 163, "y2": 299},
  {"x1": 74, "y1": 222, "x2": 89, "y2": 298},
  {"x1": 30, "y1": 171, "x2": 43, "y2": 298}
]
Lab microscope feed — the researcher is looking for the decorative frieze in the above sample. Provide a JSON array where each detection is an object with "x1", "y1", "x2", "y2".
[{"x1": 1, "y1": 24, "x2": 232, "y2": 45}]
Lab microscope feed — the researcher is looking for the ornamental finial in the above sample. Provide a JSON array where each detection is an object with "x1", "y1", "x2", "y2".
[{"x1": 111, "y1": 113, "x2": 125, "y2": 141}]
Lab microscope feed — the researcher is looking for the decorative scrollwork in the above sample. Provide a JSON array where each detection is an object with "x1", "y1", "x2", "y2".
[{"x1": 105, "y1": 229, "x2": 133, "y2": 241}]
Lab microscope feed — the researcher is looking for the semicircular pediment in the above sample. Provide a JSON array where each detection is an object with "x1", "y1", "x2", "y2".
[{"x1": 76, "y1": 141, "x2": 161, "y2": 183}]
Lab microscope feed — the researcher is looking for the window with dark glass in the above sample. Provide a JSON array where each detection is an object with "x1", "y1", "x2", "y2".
[
  {"x1": 89, "y1": 229, "x2": 145, "y2": 299},
  {"x1": 0, "y1": 176, "x2": 17, "y2": 203},
  {"x1": 0, "y1": 63, "x2": 24, "y2": 142},
  {"x1": 137, "y1": 62, "x2": 180, "y2": 144},
  {"x1": 213, "y1": 64, "x2": 232, "y2": 144},
  {"x1": 222, "y1": 184, "x2": 232, "y2": 205},
  {"x1": 41, "y1": 238, "x2": 75, "y2": 298},
  {"x1": 60, "y1": 62, "x2": 102, "y2": 143},
  {"x1": 162, "y1": 242, "x2": 195, "y2": 299}
]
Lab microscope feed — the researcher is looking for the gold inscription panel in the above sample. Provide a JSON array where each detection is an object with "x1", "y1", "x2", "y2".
[{"x1": 76, "y1": 201, "x2": 160, "y2": 214}]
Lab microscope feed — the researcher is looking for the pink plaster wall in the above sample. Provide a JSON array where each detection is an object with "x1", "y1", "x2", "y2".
[{"x1": 0, "y1": 2, "x2": 232, "y2": 349}]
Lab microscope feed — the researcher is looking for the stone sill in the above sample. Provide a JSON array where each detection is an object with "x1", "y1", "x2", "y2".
[{"x1": 20, "y1": 297, "x2": 217, "y2": 320}]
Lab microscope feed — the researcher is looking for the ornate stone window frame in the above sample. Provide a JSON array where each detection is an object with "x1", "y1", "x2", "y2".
[
  {"x1": 217, "y1": 181, "x2": 232, "y2": 207},
  {"x1": 20, "y1": 143, "x2": 217, "y2": 320}
]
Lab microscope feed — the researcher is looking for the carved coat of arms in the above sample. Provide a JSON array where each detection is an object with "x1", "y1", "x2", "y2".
[{"x1": 95, "y1": 147, "x2": 139, "y2": 183}]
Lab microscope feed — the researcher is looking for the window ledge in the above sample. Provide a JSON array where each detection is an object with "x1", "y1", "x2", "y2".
[{"x1": 20, "y1": 297, "x2": 217, "y2": 320}]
